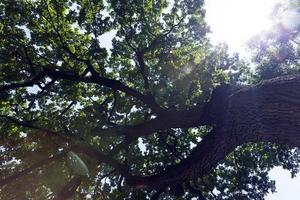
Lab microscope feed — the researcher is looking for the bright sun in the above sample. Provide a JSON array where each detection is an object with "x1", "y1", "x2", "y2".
[{"x1": 205, "y1": 0, "x2": 282, "y2": 54}]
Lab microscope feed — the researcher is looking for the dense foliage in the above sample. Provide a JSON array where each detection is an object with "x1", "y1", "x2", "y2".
[{"x1": 1, "y1": 0, "x2": 300, "y2": 199}]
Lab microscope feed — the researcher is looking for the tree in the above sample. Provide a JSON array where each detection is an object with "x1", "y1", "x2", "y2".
[
  {"x1": 249, "y1": 0, "x2": 300, "y2": 81},
  {"x1": 1, "y1": 0, "x2": 300, "y2": 199}
]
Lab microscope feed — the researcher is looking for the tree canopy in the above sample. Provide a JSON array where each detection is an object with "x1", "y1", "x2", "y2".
[{"x1": 1, "y1": 0, "x2": 300, "y2": 199}]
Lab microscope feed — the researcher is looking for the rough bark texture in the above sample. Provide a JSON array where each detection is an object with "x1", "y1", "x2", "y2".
[{"x1": 128, "y1": 74, "x2": 300, "y2": 188}]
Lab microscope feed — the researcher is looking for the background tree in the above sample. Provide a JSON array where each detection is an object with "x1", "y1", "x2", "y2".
[
  {"x1": 249, "y1": 0, "x2": 300, "y2": 81},
  {"x1": 1, "y1": 0, "x2": 300, "y2": 199}
]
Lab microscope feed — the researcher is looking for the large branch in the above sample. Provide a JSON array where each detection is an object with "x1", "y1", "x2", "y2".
[
  {"x1": 0, "y1": 151, "x2": 68, "y2": 187},
  {"x1": 54, "y1": 177, "x2": 82, "y2": 200},
  {"x1": 126, "y1": 74, "x2": 300, "y2": 188},
  {"x1": 92, "y1": 84, "x2": 230, "y2": 138},
  {"x1": 0, "y1": 115, "x2": 132, "y2": 179},
  {"x1": 0, "y1": 72, "x2": 47, "y2": 92},
  {"x1": 0, "y1": 69, "x2": 163, "y2": 113},
  {"x1": 92, "y1": 106, "x2": 205, "y2": 138}
]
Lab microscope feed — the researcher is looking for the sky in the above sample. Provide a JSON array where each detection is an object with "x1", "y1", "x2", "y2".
[
  {"x1": 204, "y1": 0, "x2": 300, "y2": 199},
  {"x1": 205, "y1": 0, "x2": 279, "y2": 55},
  {"x1": 205, "y1": 0, "x2": 280, "y2": 54}
]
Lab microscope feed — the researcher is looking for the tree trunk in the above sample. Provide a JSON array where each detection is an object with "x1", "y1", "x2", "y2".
[{"x1": 129, "y1": 74, "x2": 300, "y2": 188}]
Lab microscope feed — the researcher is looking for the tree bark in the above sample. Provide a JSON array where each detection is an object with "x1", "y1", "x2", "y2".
[{"x1": 128, "y1": 74, "x2": 300, "y2": 188}]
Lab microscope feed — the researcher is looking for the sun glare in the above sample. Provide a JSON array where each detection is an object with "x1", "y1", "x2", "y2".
[
  {"x1": 280, "y1": 9, "x2": 300, "y2": 30},
  {"x1": 205, "y1": 0, "x2": 282, "y2": 54}
]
